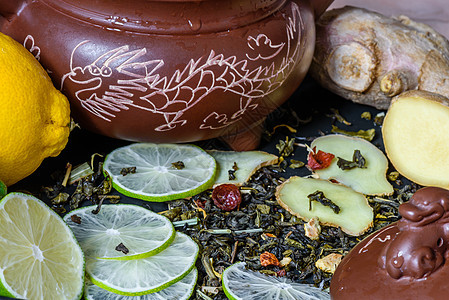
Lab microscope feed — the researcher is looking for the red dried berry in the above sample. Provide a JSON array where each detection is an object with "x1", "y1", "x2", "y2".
[
  {"x1": 212, "y1": 184, "x2": 241, "y2": 211},
  {"x1": 276, "y1": 269, "x2": 287, "y2": 277},
  {"x1": 307, "y1": 146, "x2": 335, "y2": 170}
]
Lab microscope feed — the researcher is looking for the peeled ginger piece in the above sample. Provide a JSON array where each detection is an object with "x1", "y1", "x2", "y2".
[
  {"x1": 276, "y1": 177, "x2": 373, "y2": 236},
  {"x1": 208, "y1": 150, "x2": 278, "y2": 187},
  {"x1": 382, "y1": 90, "x2": 449, "y2": 188},
  {"x1": 311, "y1": 134, "x2": 393, "y2": 196}
]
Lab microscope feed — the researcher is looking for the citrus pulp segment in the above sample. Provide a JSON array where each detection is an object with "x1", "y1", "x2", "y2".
[
  {"x1": 84, "y1": 267, "x2": 198, "y2": 300},
  {"x1": 0, "y1": 192, "x2": 84, "y2": 300},
  {"x1": 63, "y1": 204, "x2": 175, "y2": 260},
  {"x1": 222, "y1": 262, "x2": 330, "y2": 300},
  {"x1": 103, "y1": 143, "x2": 216, "y2": 201},
  {"x1": 86, "y1": 231, "x2": 199, "y2": 296}
]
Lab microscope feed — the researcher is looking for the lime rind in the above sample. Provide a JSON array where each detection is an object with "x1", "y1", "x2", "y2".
[
  {"x1": 0, "y1": 180, "x2": 6, "y2": 199},
  {"x1": 103, "y1": 143, "x2": 216, "y2": 202},
  {"x1": 84, "y1": 267, "x2": 198, "y2": 300},
  {"x1": 222, "y1": 262, "x2": 330, "y2": 300},
  {"x1": 0, "y1": 192, "x2": 85, "y2": 300},
  {"x1": 64, "y1": 204, "x2": 176, "y2": 260},
  {"x1": 86, "y1": 232, "x2": 199, "y2": 296},
  {"x1": 0, "y1": 272, "x2": 17, "y2": 299}
]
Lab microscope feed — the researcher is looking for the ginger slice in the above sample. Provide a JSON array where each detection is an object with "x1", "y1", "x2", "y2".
[
  {"x1": 208, "y1": 150, "x2": 278, "y2": 187},
  {"x1": 311, "y1": 134, "x2": 393, "y2": 196},
  {"x1": 276, "y1": 177, "x2": 373, "y2": 236},
  {"x1": 382, "y1": 90, "x2": 449, "y2": 188}
]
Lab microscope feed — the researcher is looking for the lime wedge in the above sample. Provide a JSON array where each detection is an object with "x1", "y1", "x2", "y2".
[
  {"x1": 84, "y1": 267, "x2": 198, "y2": 300},
  {"x1": 64, "y1": 204, "x2": 175, "y2": 260},
  {"x1": 0, "y1": 192, "x2": 84, "y2": 300},
  {"x1": 87, "y1": 231, "x2": 199, "y2": 296},
  {"x1": 222, "y1": 262, "x2": 330, "y2": 300},
  {"x1": 103, "y1": 143, "x2": 216, "y2": 201}
]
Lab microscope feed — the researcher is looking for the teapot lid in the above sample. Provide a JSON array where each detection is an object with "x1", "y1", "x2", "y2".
[{"x1": 42, "y1": 0, "x2": 288, "y2": 34}]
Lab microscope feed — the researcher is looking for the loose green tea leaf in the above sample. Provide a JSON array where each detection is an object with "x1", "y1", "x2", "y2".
[
  {"x1": 115, "y1": 242, "x2": 129, "y2": 254},
  {"x1": 289, "y1": 159, "x2": 305, "y2": 169},
  {"x1": 361, "y1": 111, "x2": 372, "y2": 120},
  {"x1": 276, "y1": 136, "x2": 295, "y2": 157},
  {"x1": 120, "y1": 166, "x2": 136, "y2": 176},
  {"x1": 228, "y1": 169, "x2": 236, "y2": 180},
  {"x1": 308, "y1": 190, "x2": 341, "y2": 214},
  {"x1": 331, "y1": 125, "x2": 375, "y2": 141},
  {"x1": 171, "y1": 161, "x2": 185, "y2": 170},
  {"x1": 328, "y1": 108, "x2": 351, "y2": 125},
  {"x1": 337, "y1": 150, "x2": 367, "y2": 170}
]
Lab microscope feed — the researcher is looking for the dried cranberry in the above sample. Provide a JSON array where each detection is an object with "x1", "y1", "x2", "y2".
[
  {"x1": 307, "y1": 146, "x2": 335, "y2": 170},
  {"x1": 211, "y1": 184, "x2": 241, "y2": 211}
]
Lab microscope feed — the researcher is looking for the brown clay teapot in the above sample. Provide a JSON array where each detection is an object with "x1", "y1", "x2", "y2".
[{"x1": 0, "y1": 0, "x2": 332, "y2": 150}]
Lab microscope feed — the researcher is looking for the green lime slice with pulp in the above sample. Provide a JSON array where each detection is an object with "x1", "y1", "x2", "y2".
[
  {"x1": 64, "y1": 204, "x2": 175, "y2": 260},
  {"x1": 86, "y1": 231, "x2": 199, "y2": 296},
  {"x1": 103, "y1": 143, "x2": 216, "y2": 202},
  {"x1": 0, "y1": 192, "x2": 84, "y2": 300},
  {"x1": 84, "y1": 267, "x2": 198, "y2": 300}
]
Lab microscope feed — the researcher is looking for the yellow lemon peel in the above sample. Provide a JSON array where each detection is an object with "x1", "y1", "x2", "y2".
[{"x1": 0, "y1": 32, "x2": 70, "y2": 186}]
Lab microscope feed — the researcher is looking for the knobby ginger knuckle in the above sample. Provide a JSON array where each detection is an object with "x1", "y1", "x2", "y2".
[
  {"x1": 382, "y1": 90, "x2": 449, "y2": 188},
  {"x1": 311, "y1": 6, "x2": 449, "y2": 109}
]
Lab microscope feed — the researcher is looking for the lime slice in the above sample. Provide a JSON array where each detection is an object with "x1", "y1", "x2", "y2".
[
  {"x1": 87, "y1": 231, "x2": 199, "y2": 296},
  {"x1": 0, "y1": 192, "x2": 84, "y2": 300},
  {"x1": 84, "y1": 267, "x2": 198, "y2": 300},
  {"x1": 103, "y1": 143, "x2": 216, "y2": 201},
  {"x1": 222, "y1": 262, "x2": 330, "y2": 300},
  {"x1": 63, "y1": 204, "x2": 175, "y2": 260}
]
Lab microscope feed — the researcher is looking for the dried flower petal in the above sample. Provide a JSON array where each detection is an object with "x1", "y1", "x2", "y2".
[{"x1": 307, "y1": 147, "x2": 335, "y2": 170}]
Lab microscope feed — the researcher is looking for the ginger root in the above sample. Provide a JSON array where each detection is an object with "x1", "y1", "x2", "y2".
[
  {"x1": 276, "y1": 176, "x2": 373, "y2": 236},
  {"x1": 382, "y1": 90, "x2": 449, "y2": 188},
  {"x1": 310, "y1": 6, "x2": 449, "y2": 109},
  {"x1": 311, "y1": 134, "x2": 393, "y2": 196}
]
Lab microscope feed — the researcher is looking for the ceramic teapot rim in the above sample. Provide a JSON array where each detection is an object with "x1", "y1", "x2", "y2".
[{"x1": 40, "y1": 0, "x2": 291, "y2": 35}]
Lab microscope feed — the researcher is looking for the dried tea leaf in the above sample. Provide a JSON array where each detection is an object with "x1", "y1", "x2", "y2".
[
  {"x1": 337, "y1": 150, "x2": 366, "y2": 170},
  {"x1": 308, "y1": 191, "x2": 341, "y2": 214},
  {"x1": 120, "y1": 166, "x2": 136, "y2": 176},
  {"x1": 276, "y1": 136, "x2": 295, "y2": 157},
  {"x1": 171, "y1": 161, "x2": 185, "y2": 170},
  {"x1": 115, "y1": 242, "x2": 129, "y2": 254},
  {"x1": 311, "y1": 135, "x2": 393, "y2": 196},
  {"x1": 328, "y1": 108, "x2": 351, "y2": 125},
  {"x1": 331, "y1": 125, "x2": 375, "y2": 141},
  {"x1": 289, "y1": 159, "x2": 305, "y2": 169},
  {"x1": 208, "y1": 150, "x2": 278, "y2": 187},
  {"x1": 361, "y1": 111, "x2": 372, "y2": 120},
  {"x1": 276, "y1": 177, "x2": 373, "y2": 236}
]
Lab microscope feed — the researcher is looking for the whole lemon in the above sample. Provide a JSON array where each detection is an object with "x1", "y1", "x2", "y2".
[{"x1": 0, "y1": 32, "x2": 70, "y2": 186}]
